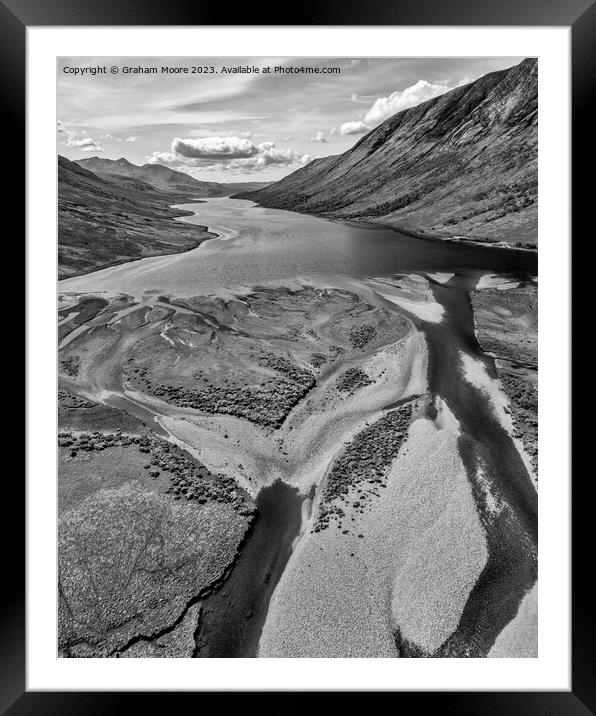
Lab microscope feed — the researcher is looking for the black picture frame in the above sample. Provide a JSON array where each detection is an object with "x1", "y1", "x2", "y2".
[{"x1": 10, "y1": 0, "x2": 589, "y2": 710}]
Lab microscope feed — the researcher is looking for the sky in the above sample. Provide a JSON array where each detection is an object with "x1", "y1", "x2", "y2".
[{"x1": 57, "y1": 56, "x2": 524, "y2": 183}]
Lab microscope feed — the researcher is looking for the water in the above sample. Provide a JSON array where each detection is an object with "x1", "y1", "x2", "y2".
[
  {"x1": 195, "y1": 481, "x2": 303, "y2": 657},
  {"x1": 59, "y1": 197, "x2": 537, "y2": 296},
  {"x1": 419, "y1": 276, "x2": 537, "y2": 655},
  {"x1": 59, "y1": 198, "x2": 538, "y2": 656}
]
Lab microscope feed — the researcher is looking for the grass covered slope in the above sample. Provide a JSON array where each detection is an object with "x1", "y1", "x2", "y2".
[
  {"x1": 237, "y1": 58, "x2": 537, "y2": 247},
  {"x1": 58, "y1": 156, "x2": 216, "y2": 279}
]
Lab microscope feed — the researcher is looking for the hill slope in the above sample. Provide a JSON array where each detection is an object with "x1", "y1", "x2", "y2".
[
  {"x1": 76, "y1": 156, "x2": 226, "y2": 196},
  {"x1": 77, "y1": 157, "x2": 270, "y2": 196},
  {"x1": 237, "y1": 58, "x2": 537, "y2": 247},
  {"x1": 58, "y1": 156, "x2": 215, "y2": 279}
]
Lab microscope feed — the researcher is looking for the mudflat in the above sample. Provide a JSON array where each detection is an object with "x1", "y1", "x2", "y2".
[
  {"x1": 471, "y1": 279, "x2": 538, "y2": 481},
  {"x1": 58, "y1": 281, "x2": 426, "y2": 656},
  {"x1": 58, "y1": 266, "x2": 537, "y2": 657}
]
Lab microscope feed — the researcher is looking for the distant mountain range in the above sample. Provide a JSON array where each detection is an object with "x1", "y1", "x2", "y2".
[
  {"x1": 59, "y1": 58, "x2": 537, "y2": 280},
  {"x1": 58, "y1": 156, "x2": 219, "y2": 278},
  {"x1": 58, "y1": 157, "x2": 271, "y2": 278},
  {"x1": 236, "y1": 58, "x2": 537, "y2": 247},
  {"x1": 76, "y1": 156, "x2": 270, "y2": 196}
]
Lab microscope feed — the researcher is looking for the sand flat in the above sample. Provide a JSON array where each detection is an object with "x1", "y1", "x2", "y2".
[
  {"x1": 488, "y1": 583, "x2": 538, "y2": 658},
  {"x1": 259, "y1": 399, "x2": 488, "y2": 657}
]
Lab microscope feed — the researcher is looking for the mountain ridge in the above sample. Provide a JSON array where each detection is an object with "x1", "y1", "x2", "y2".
[
  {"x1": 236, "y1": 58, "x2": 538, "y2": 247},
  {"x1": 76, "y1": 156, "x2": 270, "y2": 196},
  {"x1": 58, "y1": 155, "x2": 216, "y2": 278}
]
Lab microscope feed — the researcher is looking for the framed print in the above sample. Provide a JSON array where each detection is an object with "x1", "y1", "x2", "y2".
[{"x1": 10, "y1": 0, "x2": 590, "y2": 710}]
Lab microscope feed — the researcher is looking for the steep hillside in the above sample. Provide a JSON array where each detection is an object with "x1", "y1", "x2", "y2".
[
  {"x1": 58, "y1": 156, "x2": 215, "y2": 279},
  {"x1": 237, "y1": 58, "x2": 537, "y2": 247}
]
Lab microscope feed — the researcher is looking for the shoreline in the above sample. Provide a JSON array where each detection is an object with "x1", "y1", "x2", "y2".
[
  {"x1": 58, "y1": 200, "x2": 219, "y2": 282},
  {"x1": 59, "y1": 198, "x2": 537, "y2": 286},
  {"x1": 195, "y1": 480, "x2": 304, "y2": 657},
  {"x1": 234, "y1": 196, "x2": 538, "y2": 255}
]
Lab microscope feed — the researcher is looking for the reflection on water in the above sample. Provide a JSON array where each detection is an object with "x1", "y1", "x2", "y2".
[{"x1": 59, "y1": 197, "x2": 537, "y2": 296}]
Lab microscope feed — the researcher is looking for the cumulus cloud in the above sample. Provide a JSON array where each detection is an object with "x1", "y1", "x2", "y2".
[
  {"x1": 125, "y1": 136, "x2": 138, "y2": 142},
  {"x1": 146, "y1": 151, "x2": 178, "y2": 164},
  {"x1": 58, "y1": 121, "x2": 103, "y2": 151},
  {"x1": 221, "y1": 147, "x2": 311, "y2": 172},
  {"x1": 67, "y1": 137, "x2": 98, "y2": 149},
  {"x1": 363, "y1": 80, "x2": 451, "y2": 126},
  {"x1": 245, "y1": 146, "x2": 311, "y2": 169},
  {"x1": 310, "y1": 131, "x2": 327, "y2": 143},
  {"x1": 339, "y1": 120, "x2": 368, "y2": 136},
  {"x1": 147, "y1": 136, "x2": 311, "y2": 173},
  {"x1": 62, "y1": 131, "x2": 101, "y2": 151},
  {"x1": 182, "y1": 150, "x2": 312, "y2": 175},
  {"x1": 335, "y1": 79, "x2": 456, "y2": 139},
  {"x1": 173, "y1": 136, "x2": 258, "y2": 160},
  {"x1": 329, "y1": 127, "x2": 337, "y2": 135}
]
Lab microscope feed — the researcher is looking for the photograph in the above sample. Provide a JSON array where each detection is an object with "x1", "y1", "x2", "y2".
[{"x1": 55, "y1": 55, "x2": 539, "y2": 660}]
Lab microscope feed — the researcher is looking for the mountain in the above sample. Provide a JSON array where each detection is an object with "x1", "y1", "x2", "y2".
[
  {"x1": 76, "y1": 156, "x2": 226, "y2": 196},
  {"x1": 58, "y1": 156, "x2": 215, "y2": 279},
  {"x1": 76, "y1": 157, "x2": 271, "y2": 197},
  {"x1": 236, "y1": 58, "x2": 537, "y2": 248}
]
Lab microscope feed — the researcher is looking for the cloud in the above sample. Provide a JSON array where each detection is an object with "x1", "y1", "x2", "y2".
[
  {"x1": 339, "y1": 120, "x2": 368, "y2": 136},
  {"x1": 197, "y1": 147, "x2": 312, "y2": 174},
  {"x1": 329, "y1": 127, "x2": 337, "y2": 135},
  {"x1": 350, "y1": 92, "x2": 370, "y2": 104},
  {"x1": 146, "y1": 151, "x2": 178, "y2": 164},
  {"x1": 243, "y1": 146, "x2": 311, "y2": 170},
  {"x1": 310, "y1": 131, "x2": 327, "y2": 143},
  {"x1": 239, "y1": 131, "x2": 252, "y2": 138},
  {"x1": 79, "y1": 144, "x2": 104, "y2": 152},
  {"x1": 125, "y1": 136, "x2": 138, "y2": 142},
  {"x1": 172, "y1": 136, "x2": 259, "y2": 160},
  {"x1": 336, "y1": 78, "x2": 456, "y2": 139},
  {"x1": 58, "y1": 121, "x2": 103, "y2": 151},
  {"x1": 66, "y1": 135, "x2": 103, "y2": 152},
  {"x1": 148, "y1": 136, "x2": 312, "y2": 173},
  {"x1": 363, "y1": 79, "x2": 451, "y2": 126},
  {"x1": 67, "y1": 137, "x2": 97, "y2": 148}
]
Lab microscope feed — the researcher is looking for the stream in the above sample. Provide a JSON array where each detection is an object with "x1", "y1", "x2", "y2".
[{"x1": 59, "y1": 197, "x2": 538, "y2": 657}]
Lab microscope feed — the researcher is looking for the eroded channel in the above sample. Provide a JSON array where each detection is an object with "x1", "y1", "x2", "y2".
[{"x1": 194, "y1": 480, "x2": 303, "y2": 657}]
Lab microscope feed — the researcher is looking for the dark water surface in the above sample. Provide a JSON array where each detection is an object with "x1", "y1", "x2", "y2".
[
  {"x1": 409, "y1": 274, "x2": 537, "y2": 656},
  {"x1": 59, "y1": 197, "x2": 537, "y2": 296},
  {"x1": 195, "y1": 481, "x2": 303, "y2": 657}
]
